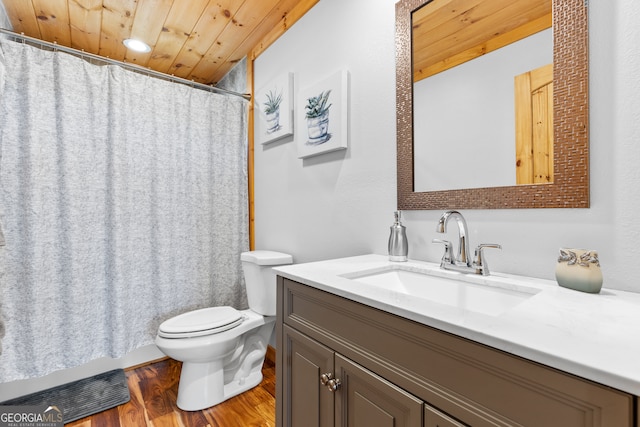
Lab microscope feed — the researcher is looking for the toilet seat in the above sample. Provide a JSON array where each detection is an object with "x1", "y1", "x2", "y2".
[{"x1": 158, "y1": 306, "x2": 244, "y2": 339}]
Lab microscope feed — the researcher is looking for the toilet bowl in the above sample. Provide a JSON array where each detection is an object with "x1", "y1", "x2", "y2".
[{"x1": 155, "y1": 250, "x2": 293, "y2": 411}]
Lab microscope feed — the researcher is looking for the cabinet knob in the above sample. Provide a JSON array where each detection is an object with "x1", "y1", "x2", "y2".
[
  {"x1": 320, "y1": 373, "x2": 341, "y2": 392},
  {"x1": 320, "y1": 373, "x2": 333, "y2": 385},
  {"x1": 326, "y1": 377, "x2": 341, "y2": 392}
]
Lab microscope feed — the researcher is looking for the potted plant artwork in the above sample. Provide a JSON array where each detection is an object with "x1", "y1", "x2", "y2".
[
  {"x1": 297, "y1": 70, "x2": 348, "y2": 159},
  {"x1": 256, "y1": 73, "x2": 293, "y2": 145},
  {"x1": 263, "y1": 89, "x2": 283, "y2": 134},
  {"x1": 305, "y1": 90, "x2": 332, "y2": 144}
]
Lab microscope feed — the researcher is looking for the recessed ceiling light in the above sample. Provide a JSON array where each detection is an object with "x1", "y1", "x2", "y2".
[{"x1": 123, "y1": 38, "x2": 151, "y2": 53}]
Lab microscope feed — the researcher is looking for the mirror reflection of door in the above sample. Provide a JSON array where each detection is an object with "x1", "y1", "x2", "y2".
[{"x1": 515, "y1": 63, "x2": 553, "y2": 185}]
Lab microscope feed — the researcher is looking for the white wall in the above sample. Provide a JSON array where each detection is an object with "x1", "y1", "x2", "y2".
[
  {"x1": 254, "y1": 0, "x2": 398, "y2": 263},
  {"x1": 255, "y1": 0, "x2": 640, "y2": 293}
]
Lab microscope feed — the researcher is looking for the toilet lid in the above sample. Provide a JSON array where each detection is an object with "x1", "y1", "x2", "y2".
[{"x1": 158, "y1": 306, "x2": 244, "y2": 338}]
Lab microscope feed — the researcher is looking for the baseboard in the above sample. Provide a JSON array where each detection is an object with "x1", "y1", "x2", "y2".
[{"x1": 124, "y1": 356, "x2": 168, "y2": 372}]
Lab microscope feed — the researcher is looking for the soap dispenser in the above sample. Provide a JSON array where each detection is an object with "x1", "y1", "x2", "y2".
[{"x1": 388, "y1": 210, "x2": 408, "y2": 262}]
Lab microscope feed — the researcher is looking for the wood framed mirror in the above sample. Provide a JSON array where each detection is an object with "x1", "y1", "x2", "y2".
[{"x1": 396, "y1": 0, "x2": 589, "y2": 209}]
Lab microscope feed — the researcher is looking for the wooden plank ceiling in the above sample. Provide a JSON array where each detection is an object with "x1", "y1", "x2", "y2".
[
  {"x1": 412, "y1": 0, "x2": 552, "y2": 82},
  {"x1": 0, "y1": 0, "x2": 315, "y2": 85}
]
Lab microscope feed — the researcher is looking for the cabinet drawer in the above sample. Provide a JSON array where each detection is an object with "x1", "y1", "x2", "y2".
[{"x1": 280, "y1": 277, "x2": 633, "y2": 427}]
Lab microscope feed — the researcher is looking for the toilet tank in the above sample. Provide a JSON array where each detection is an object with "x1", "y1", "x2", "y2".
[{"x1": 241, "y1": 250, "x2": 293, "y2": 316}]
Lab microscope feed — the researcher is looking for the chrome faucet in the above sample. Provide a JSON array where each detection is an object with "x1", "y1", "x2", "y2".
[
  {"x1": 435, "y1": 210, "x2": 471, "y2": 266},
  {"x1": 432, "y1": 210, "x2": 501, "y2": 276}
]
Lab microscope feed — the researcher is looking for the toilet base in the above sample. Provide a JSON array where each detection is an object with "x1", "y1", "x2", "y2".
[
  {"x1": 176, "y1": 360, "x2": 264, "y2": 411},
  {"x1": 173, "y1": 319, "x2": 275, "y2": 411}
]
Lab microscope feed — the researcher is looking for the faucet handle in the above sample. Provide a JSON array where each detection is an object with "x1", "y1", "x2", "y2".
[
  {"x1": 432, "y1": 238, "x2": 454, "y2": 265},
  {"x1": 473, "y1": 244, "x2": 502, "y2": 276}
]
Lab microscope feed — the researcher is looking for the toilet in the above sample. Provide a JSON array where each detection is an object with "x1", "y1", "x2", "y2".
[{"x1": 155, "y1": 250, "x2": 293, "y2": 411}]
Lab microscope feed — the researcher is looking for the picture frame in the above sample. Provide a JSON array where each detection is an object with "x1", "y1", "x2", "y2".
[
  {"x1": 256, "y1": 72, "x2": 294, "y2": 145},
  {"x1": 297, "y1": 70, "x2": 349, "y2": 159}
]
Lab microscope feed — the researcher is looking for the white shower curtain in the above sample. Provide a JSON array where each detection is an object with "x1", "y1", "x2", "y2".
[{"x1": 0, "y1": 39, "x2": 249, "y2": 383}]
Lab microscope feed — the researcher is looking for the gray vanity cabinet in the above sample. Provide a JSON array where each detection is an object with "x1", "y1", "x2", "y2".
[
  {"x1": 276, "y1": 277, "x2": 635, "y2": 427},
  {"x1": 282, "y1": 324, "x2": 423, "y2": 427}
]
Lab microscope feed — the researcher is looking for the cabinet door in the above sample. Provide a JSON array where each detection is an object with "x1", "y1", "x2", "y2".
[
  {"x1": 282, "y1": 325, "x2": 334, "y2": 427},
  {"x1": 425, "y1": 405, "x2": 468, "y2": 427},
  {"x1": 335, "y1": 353, "x2": 422, "y2": 427}
]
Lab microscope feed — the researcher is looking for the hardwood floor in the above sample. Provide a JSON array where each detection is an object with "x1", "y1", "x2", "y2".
[{"x1": 66, "y1": 353, "x2": 276, "y2": 427}]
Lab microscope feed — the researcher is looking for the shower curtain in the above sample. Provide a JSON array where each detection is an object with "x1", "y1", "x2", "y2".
[{"x1": 0, "y1": 39, "x2": 249, "y2": 383}]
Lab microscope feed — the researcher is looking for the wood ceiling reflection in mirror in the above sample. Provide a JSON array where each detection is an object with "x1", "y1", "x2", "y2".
[{"x1": 413, "y1": 0, "x2": 552, "y2": 82}]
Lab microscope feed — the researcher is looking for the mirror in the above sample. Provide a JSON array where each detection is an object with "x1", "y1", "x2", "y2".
[
  {"x1": 396, "y1": 0, "x2": 589, "y2": 209},
  {"x1": 413, "y1": 0, "x2": 553, "y2": 192}
]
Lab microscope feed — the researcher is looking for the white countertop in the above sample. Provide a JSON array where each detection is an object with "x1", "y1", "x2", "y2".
[{"x1": 274, "y1": 254, "x2": 640, "y2": 396}]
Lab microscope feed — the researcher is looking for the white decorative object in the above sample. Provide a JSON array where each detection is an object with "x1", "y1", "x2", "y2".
[
  {"x1": 256, "y1": 72, "x2": 294, "y2": 144},
  {"x1": 297, "y1": 70, "x2": 349, "y2": 159},
  {"x1": 555, "y1": 248, "x2": 603, "y2": 293}
]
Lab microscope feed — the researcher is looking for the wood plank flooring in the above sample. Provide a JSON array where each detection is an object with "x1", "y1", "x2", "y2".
[{"x1": 66, "y1": 353, "x2": 276, "y2": 427}]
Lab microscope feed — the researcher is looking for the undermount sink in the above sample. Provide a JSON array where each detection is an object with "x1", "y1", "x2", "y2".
[{"x1": 341, "y1": 265, "x2": 541, "y2": 316}]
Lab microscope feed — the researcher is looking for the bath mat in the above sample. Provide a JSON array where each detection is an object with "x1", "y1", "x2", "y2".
[{"x1": 0, "y1": 369, "x2": 130, "y2": 423}]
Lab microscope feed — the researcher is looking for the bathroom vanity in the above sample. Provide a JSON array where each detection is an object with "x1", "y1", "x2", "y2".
[{"x1": 274, "y1": 255, "x2": 640, "y2": 427}]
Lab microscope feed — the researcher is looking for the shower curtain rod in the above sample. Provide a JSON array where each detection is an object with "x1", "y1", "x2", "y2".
[{"x1": 0, "y1": 28, "x2": 251, "y2": 101}]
